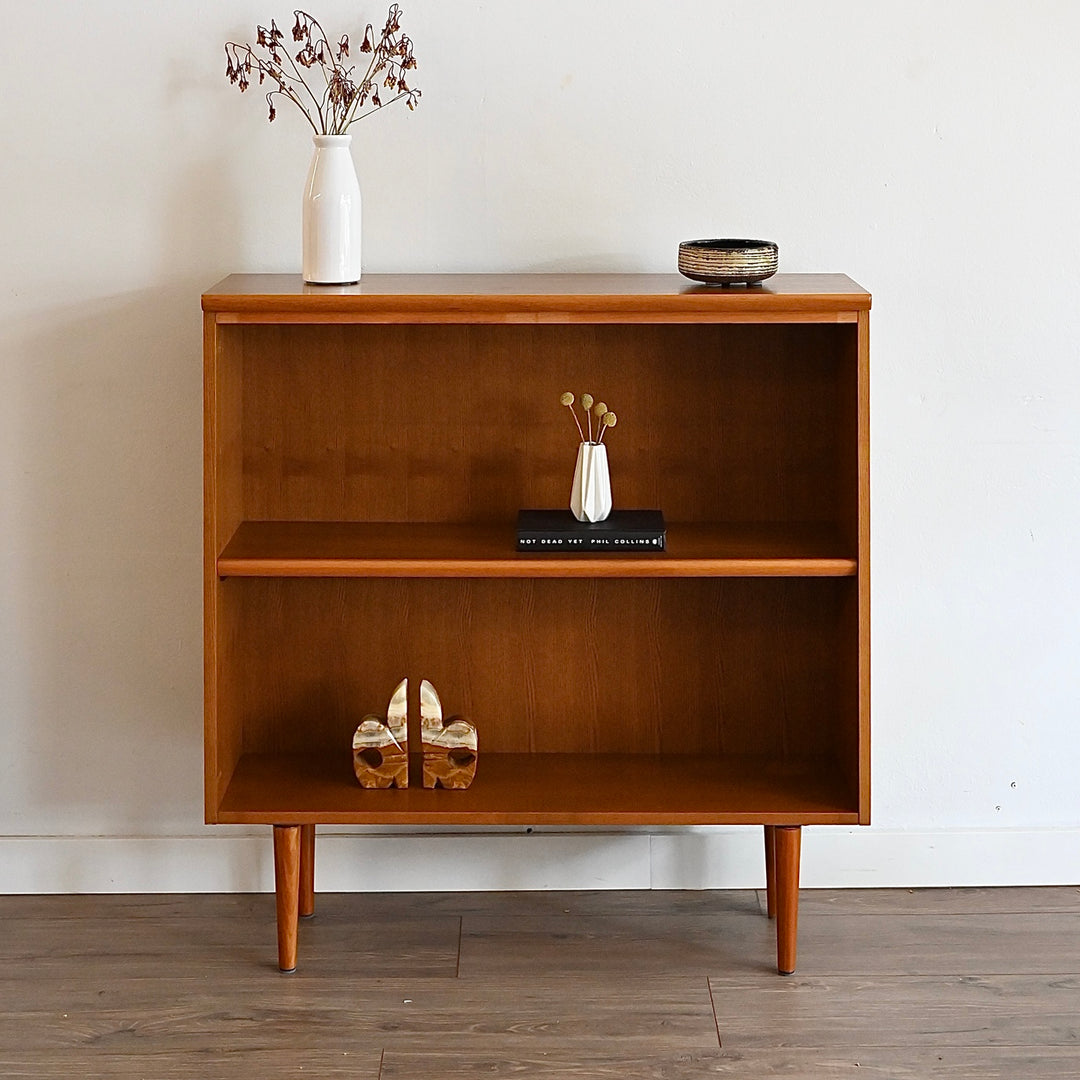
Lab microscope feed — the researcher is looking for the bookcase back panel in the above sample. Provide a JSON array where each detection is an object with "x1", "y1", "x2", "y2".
[
  {"x1": 233, "y1": 322, "x2": 855, "y2": 528},
  {"x1": 222, "y1": 576, "x2": 852, "y2": 762}
]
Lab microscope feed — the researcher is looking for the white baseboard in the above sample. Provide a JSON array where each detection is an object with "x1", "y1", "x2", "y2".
[
  {"x1": 1, "y1": 827, "x2": 1077, "y2": 894},
  {"x1": 649, "y1": 826, "x2": 1080, "y2": 889}
]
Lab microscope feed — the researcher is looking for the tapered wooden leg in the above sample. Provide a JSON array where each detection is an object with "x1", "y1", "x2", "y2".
[
  {"x1": 774, "y1": 825, "x2": 801, "y2": 975},
  {"x1": 763, "y1": 825, "x2": 777, "y2": 918},
  {"x1": 273, "y1": 825, "x2": 301, "y2": 973},
  {"x1": 299, "y1": 824, "x2": 316, "y2": 918}
]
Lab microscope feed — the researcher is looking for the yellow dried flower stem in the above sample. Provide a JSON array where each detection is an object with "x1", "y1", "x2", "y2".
[
  {"x1": 581, "y1": 393, "x2": 594, "y2": 440},
  {"x1": 593, "y1": 402, "x2": 609, "y2": 444},
  {"x1": 598, "y1": 410, "x2": 617, "y2": 443},
  {"x1": 560, "y1": 392, "x2": 585, "y2": 442}
]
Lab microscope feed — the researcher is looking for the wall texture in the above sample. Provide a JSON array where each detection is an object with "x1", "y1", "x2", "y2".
[{"x1": 2, "y1": 1, "x2": 1078, "y2": 891}]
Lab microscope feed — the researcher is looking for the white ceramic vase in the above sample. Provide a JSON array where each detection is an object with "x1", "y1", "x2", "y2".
[
  {"x1": 570, "y1": 442, "x2": 612, "y2": 523},
  {"x1": 302, "y1": 134, "x2": 362, "y2": 284}
]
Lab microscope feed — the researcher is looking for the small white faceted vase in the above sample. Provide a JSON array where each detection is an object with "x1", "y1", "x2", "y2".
[
  {"x1": 303, "y1": 134, "x2": 362, "y2": 284},
  {"x1": 570, "y1": 442, "x2": 613, "y2": 523}
]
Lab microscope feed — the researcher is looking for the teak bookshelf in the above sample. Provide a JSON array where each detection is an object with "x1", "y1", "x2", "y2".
[{"x1": 202, "y1": 273, "x2": 871, "y2": 975}]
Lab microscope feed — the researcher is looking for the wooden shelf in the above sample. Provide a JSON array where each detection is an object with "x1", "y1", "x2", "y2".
[
  {"x1": 203, "y1": 272, "x2": 871, "y2": 325},
  {"x1": 217, "y1": 521, "x2": 857, "y2": 579},
  {"x1": 218, "y1": 752, "x2": 859, "y2": 826}
]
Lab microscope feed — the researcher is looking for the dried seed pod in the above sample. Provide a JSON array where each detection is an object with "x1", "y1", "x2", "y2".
[
  {"x1": 580, "y1": 394, "x2": 595, "y2": 441},
  {"x1": 598, "y1": 410, "x2": 617, "y2": 443},
  {"x1": 593, "y1": 401, "x2": 608, "y2": 418},
  {"x1": 561, "y1": 392, "x2": 585, "y2": 442}
]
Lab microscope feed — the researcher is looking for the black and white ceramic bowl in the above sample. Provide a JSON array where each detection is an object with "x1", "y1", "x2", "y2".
[{"x1": 678, "y1": 239, "x2": 779, "y2": 285}]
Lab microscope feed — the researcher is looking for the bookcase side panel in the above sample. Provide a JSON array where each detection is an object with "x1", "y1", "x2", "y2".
[
  {"x1": 204, "y1": 318, "x2": 245, "y2": 820},
  {"x1": 857, "y1": 310, "x2": 871, "y2": 821}
]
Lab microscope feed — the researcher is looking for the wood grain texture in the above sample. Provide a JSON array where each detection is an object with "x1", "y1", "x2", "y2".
[
  {"x1": 0, "y1": 889, "x2": 763, "y2": 922},
  {"x1": 3, "y1": 889, "x2": 1079, "y2": 1079},
  {"x1": 272, "y1": 825, "x2": 301, "y2": 972},
  {"x1": 233, "y1": 322, "x2": 852, "y2": 527},
  {"x1": 380, "y1": 1048, "x2": 735, "y2": 1078},
  {"x1": 378, "y1": 1047, "x2": 1080, "y2": 1079},
  {"x1": 761, "y1": 886, "x2": 1080, "y2": 917},
  {"x1": 218, "y1": 753, "x2": 858, "y2": 826},
  {"x1": 203, "y1": 275, "x2": 871, "y2": 981},
  {"x1": 0, "y1": 973, "x2": 713, "y2": 1053},
  {"x1": 458, "y1": 912, "x2": 777, "y2": 978},
  {"x1": 0, "y1": 907, "x2": 461, "y2": 981},
  {"x1": 0, "y1": 976, "x2": 716, "y2": 1067},
  {"x1": 204, "y1": 285, "x2": 870, "y2": 859},
  {"x1": 764, "y1": 825, "x2": 777, "y2": 919},
  {"x1": 709, "y1": 973, "x2": 1080, "y2": 1049},
  {"x1": 299, "y1": 824, "x2": 315, "y2": 918},
  {"x1": 833, "y1": 314, "x2": 867, "y2": 823},
  {"x1": 0, "y1": 1050, "x2": 382, "y2": 1080},
  {"x1": 202, "y1": 273, "x2": 871, "y2": 323},
  {"x1": 856, "y1": 308, "x2": 871, "y2": 822},
  {"x1": 794, "y1": 912, "x2": 1080, "y2": 976},
  {"x1": 774, "y1": 826, "x2": 801, "y2": 974},
  {"x1": 217, "y1": 521, "x2": 857, "y2": 578},
  {"x1": 203, "y1": 314, "x2": 245, "y2": 821},
  {"x1": 367, "y1": 975, "x2": 720, "y2": 1049},
  {"x1": 222, "y1": 576, "x2": 847, "y2": 761}
]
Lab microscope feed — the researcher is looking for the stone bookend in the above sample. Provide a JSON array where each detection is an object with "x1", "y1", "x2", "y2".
[
  {"x1": 352, "y1": 677, "x2": 409, "y2": 788},
  {"x1": 419, "y1": 679, "x2": 477, "y2": 790}
]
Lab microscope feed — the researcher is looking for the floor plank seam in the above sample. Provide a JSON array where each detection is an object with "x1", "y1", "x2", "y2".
[
  {"x1": 455, "y1": 916, "x2": 462, "y2": 978},
  {"x1": 706, "y1": 976, "x2": 724, "y2": 1048},
  {"x1": 720, "y1": 1043, "x2": 1080, "y2": 1050},
  {"x1": 787, "y1": 971, "x2": 1080, "y2": 979},
  {"x1": 806, "y1": 910, "x2": 1080, "y2": 918},
  {"x1": 706, "y1": 971, "x2": 1080, "y2": 980}
]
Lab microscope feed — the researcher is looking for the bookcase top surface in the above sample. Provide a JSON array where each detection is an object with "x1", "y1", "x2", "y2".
[{"x1": 203, "y1": 273, "x2": 870, "y2": 320}]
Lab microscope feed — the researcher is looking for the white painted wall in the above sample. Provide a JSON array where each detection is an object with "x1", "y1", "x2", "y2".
[{"x1": 2, "y1": 1, "x2": 1078, "y2": 892}]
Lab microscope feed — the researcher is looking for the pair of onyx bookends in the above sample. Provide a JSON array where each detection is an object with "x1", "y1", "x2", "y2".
[{"x1": 352, "y1": 678, "x2": 477, "y2": 790}]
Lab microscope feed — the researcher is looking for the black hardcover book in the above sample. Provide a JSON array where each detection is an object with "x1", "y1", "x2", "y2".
[{"x1": 516, "y1": 509, "x2": 666, "y2": 552}]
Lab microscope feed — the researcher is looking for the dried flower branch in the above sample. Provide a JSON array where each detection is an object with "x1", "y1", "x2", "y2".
[
  {"x1": 559, "y1": 392, "x2": 618, "y2": 445},
  {"x1": 224, "y1": 5, "x2": 421, "y2": 133}
]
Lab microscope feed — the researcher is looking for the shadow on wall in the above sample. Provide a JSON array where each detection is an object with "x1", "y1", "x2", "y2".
[
  {"x1": 0, "y1": 121, "x2": 271, "y2": 836},
  {"x1": 3, "y1": 116, "x2": 262, "y2": 836},
  {"x1": 4, "y1": 286, "x2": 207, "y2": 835}
]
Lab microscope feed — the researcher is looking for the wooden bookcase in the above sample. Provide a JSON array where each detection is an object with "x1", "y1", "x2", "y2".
[{"x1": 202, "y1": 273, "x2": 871, "y2": 974}]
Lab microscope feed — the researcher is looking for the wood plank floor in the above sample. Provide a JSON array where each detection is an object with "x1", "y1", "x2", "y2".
[{"x1": 0, "y1": 887, "x2": 1078, "y2": 1078}]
